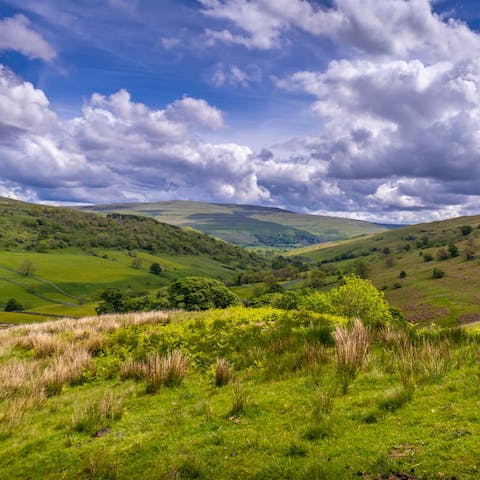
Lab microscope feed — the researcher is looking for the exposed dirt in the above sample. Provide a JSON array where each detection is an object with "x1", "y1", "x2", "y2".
[
  {"x1": 457, "y1": 313, "x2": 480, "y2": 325},
  {"x1": 404, "y1": 303, "x2": 449, "y2": 323}
]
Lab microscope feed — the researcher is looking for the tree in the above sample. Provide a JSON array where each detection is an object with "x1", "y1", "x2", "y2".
[
  {"x1": 460, "y1": 225, "x2": 473, "y2": 236},
  {"x1": 19, "y1": 259, "x2": 36, "y2": 276},
  {"x1": 326, "y1": 275, "x2": 393, "y2": 328},
  {"x1": 432, "y1": 268, "x2": 445, "y2": 279},
  {"x1": 96, "y1": 289, "x2": 126, "y2": 314},
  {"x1": 309, "y1": 269, "x2": 326, "y2": 288},
  {"x1": 149, "y1": 262, "x2": 164, "y2": 275},
  {"x1": 130, "y1": 257, "x2": 142, "y2": 269},
  {"x1": 5, "y1": 298, "x2": 24, "y2": 312},
  {"x1": 352, "y1": 258, "x2": 370, "y2": 279},
  {"x1": 447, "y1": 242, "x2": 459, "y2": 258},
  {"x1": 168, "y1": 277, "x2": 240, "y2": 311}
]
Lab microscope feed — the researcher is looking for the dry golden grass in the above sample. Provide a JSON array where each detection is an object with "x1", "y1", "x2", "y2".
[
  {"x1": 121, "y1": 349, "x2": 189, "y2": 393},
  {"x1": 0, "y1": 311, "x2": 177, "y2": 411},
  {"x1": 334, "y1": 319, "x2": 370, "y2": 393},
  {"x1": 40, "y1": 346, "x2": 93, "y2": 395},
  {"x1": 215, "y1": 358, "x2": 232, "y2": 387}
]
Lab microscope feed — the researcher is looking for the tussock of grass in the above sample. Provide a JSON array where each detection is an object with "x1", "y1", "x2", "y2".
[
  {"x1": 377, "y1": 386, "x2": 413, "y2": 412},
  {"x1": 334, "y1": 319, "x2": 370, "y2": 393},
  {"x1": 230, "y1": 381, "x2": 248, "y2": 416},
  {"x1": 41, "y1": 346, "x2": 93, "y2": 395},
  {"x1": 121, "y1": 350, "x2": 189, "y2": 393},
  {"x1": 72, "y1": 391, "x2": 124, "y2": 436},
  {"x1": 215, "y1": 358, "x2": 232, "y2": 387}
]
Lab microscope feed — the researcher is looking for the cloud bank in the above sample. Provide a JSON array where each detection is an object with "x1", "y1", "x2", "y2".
[{"x1": 2, "y1": 2, "x2": 480, "y2": 223}]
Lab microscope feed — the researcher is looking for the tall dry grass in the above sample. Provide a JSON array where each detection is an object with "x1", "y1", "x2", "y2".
[
  {"x1": 120, "y1": 350, "x2": 189, "y2": 393},
  {"x1": 334, "y1": 319, "x2": 370, "y2": 394},
  {"x1": 215, "y1": 358, "x2": 232, "y2": 387}
]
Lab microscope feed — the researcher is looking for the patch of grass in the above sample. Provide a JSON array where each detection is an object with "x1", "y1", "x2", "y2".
[
  {"x1": 376, "y1": 386, "x2": 413, "y2": 412},
  {"x1": 214, "y1": 358, "x2": 232, "y2": 387},
  {"x1": 72, "y1": 391, "x2": 124, "y2": 436},
  {"x1": 334, "y1": 319, "x2": 370, "y2": 394}
]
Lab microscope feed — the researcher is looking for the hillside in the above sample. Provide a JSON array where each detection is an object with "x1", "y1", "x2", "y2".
[
  {"x1": 0, "y1": 198, "x2": 266, "y2": 323},
  {"x1": 289, "y1": 214, "x2": 480, "y2": 325},
  {"x1": 81, "y1": 200, "x2": 389, "y2": 248}
]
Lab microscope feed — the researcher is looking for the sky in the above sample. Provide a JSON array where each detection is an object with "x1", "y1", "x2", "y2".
[{"x1": 1, "y1": 0, "x2": 480, "y2": 223}]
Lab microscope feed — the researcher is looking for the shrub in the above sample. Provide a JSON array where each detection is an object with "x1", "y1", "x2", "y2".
[
  {"x1": 423, "y1": 253, "x2": 433, "y2": 262},
  {"x1": 149, "y1": 262, "x2": 163, "y2": 275},
  {"x1": 399, "y1": 271, "x2": 406, "y2": 278},
  {"x1": 168, "y1": 276, "x2": 240, "y2": 311},
  {"x1": 326, "y1": 275, "x2": 392, "y2": 328},
  {"x1": 436, "y1": 248, "x2": 448, "y2": 261},
  {"x1": 448, "y1": 242, "x2": 459, "y2": 258},
  {"x1": 4, "y1": 298, "x2": 24, "y2": 312},
  {"x1": 432, "y1": 268, "x2": 444, "y2": 279}
]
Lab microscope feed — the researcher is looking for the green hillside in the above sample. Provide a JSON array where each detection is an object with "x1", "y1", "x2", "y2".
[
  {"x1": 289, "y1": 215, "x2": 480, "y2": 325},
  {"x1": 0, "y1": 198, "x2": 266, "y2": 323},
  {"x1": 81, "y1": 200, "x2": 389, "y2": 248}
]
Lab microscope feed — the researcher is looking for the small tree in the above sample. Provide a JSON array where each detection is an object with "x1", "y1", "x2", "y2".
[
  {"x1": 149, "y1": 262, "x2": 164, "y2": 275},
  {"x1": 5, "y1": 298, "x2": 24, "y2": 312},
  {"x1": 130, "y1": 257, "x2": 142, "y2": 269},
  {"x1": 168, "y1": 277, "x2": 240, "y2": 311},
  {"x1": 448, "y1": 242, "x2": 459, "y2": 258},
  {"x1": 432, "y1": 268, "x2": 445, "y2": 279},
  {"x1": 19, "y1": 259, "x2": 36, "y2": 276}
]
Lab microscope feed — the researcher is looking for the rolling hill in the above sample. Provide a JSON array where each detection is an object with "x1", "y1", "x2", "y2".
[
  {"x1": 0, "y1": 197, "x2": 267, "y2": 323},
  {"x1": 81, "y1": 200, "x2": 391, "y2": 248},
  {"x1": 288, "y1": 214, "x2": 480, "y2": 325}
]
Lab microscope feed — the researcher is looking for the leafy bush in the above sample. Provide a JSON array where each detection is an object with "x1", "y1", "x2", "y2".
[
  {"x1": 149, "y1": 262, "x2": 163, "y2": 275},
  {"x1": 168, "y1": 277, "x2": 240, "y2": 311},
  {"x1": 325, "y1": 275, "x2": 392, "y2": 328},
  {"x1": 432, "y1": 268, "x2": 445, "y2": 279},
  {"x1": 4, "y1": 298, "x2": 24, "y2": 312}
]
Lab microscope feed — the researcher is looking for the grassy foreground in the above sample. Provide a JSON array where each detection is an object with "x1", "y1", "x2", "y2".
[{"x1": 1, "y1": 307, "x2": 480, "y2": 479}]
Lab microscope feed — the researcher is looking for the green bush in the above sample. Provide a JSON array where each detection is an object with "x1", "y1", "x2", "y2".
[
  {"x1": 432, "y1": 268, "x2": 445, "y2": 279},
  {"x1": 168, "y1": 276, "x2": 240, "y2": 311},
  {"x1": 4, "y1": 298, "x2": 24, "y2": 312}
]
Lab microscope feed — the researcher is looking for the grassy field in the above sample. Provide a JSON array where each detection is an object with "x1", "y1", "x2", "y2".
[
  {"x1": 0, "y1": 249, "x2": 248, "y2": 323},
  {"x1": 82, "y1": 200, "x2": 389, "y2": 248},
  {"x1": 1, "y1": 307, "x2": 480, "y2": 479}
]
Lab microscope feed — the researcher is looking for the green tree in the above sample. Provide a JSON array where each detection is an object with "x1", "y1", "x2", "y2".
[
  {"x1": 352, "y1": 258, "x2": 370, "y2": 279},
  {"x1": 326, "y1": 275, "x2": 393, "y2": 327},
  {"x1": 5, "y1": 298, "x2": 24, "y2": 312},
  {"x1": 19, "y1": 259, "x2": 36, "y2": 276},
  {"x1": 432, "y1": 268, "x2": 445, "y2": 279},
  {"x1": 309, "y1": 269, "x2": 326, "y2": 288},
  {"x1": 130, "y1": 257, "x2": 142, "y2": 269},
  {"x1": 448, "y1": 242, "x2": 459, "y2": 258},
  {"x1": 96, "y1": 289, "x2": 126, "y2": 314},
  {"x1": 168, "y1": 277, "x2": 240, "y2": 311},
  {"x1": 149, "y1": 262, "x2": 164, "y2": 275}
]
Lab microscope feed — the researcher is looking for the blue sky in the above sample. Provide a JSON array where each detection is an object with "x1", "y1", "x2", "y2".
[{"x1": 1, "y1": 0, "x2": 480, "y2": 223}]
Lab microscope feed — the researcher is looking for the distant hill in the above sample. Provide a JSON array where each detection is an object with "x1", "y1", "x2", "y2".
[
  {"x1": 288, "y1": 214, "x2": 480, "y2": 326},
  {"x1": 81, "y1": 200, "x2": 389, "y2": 248}
]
